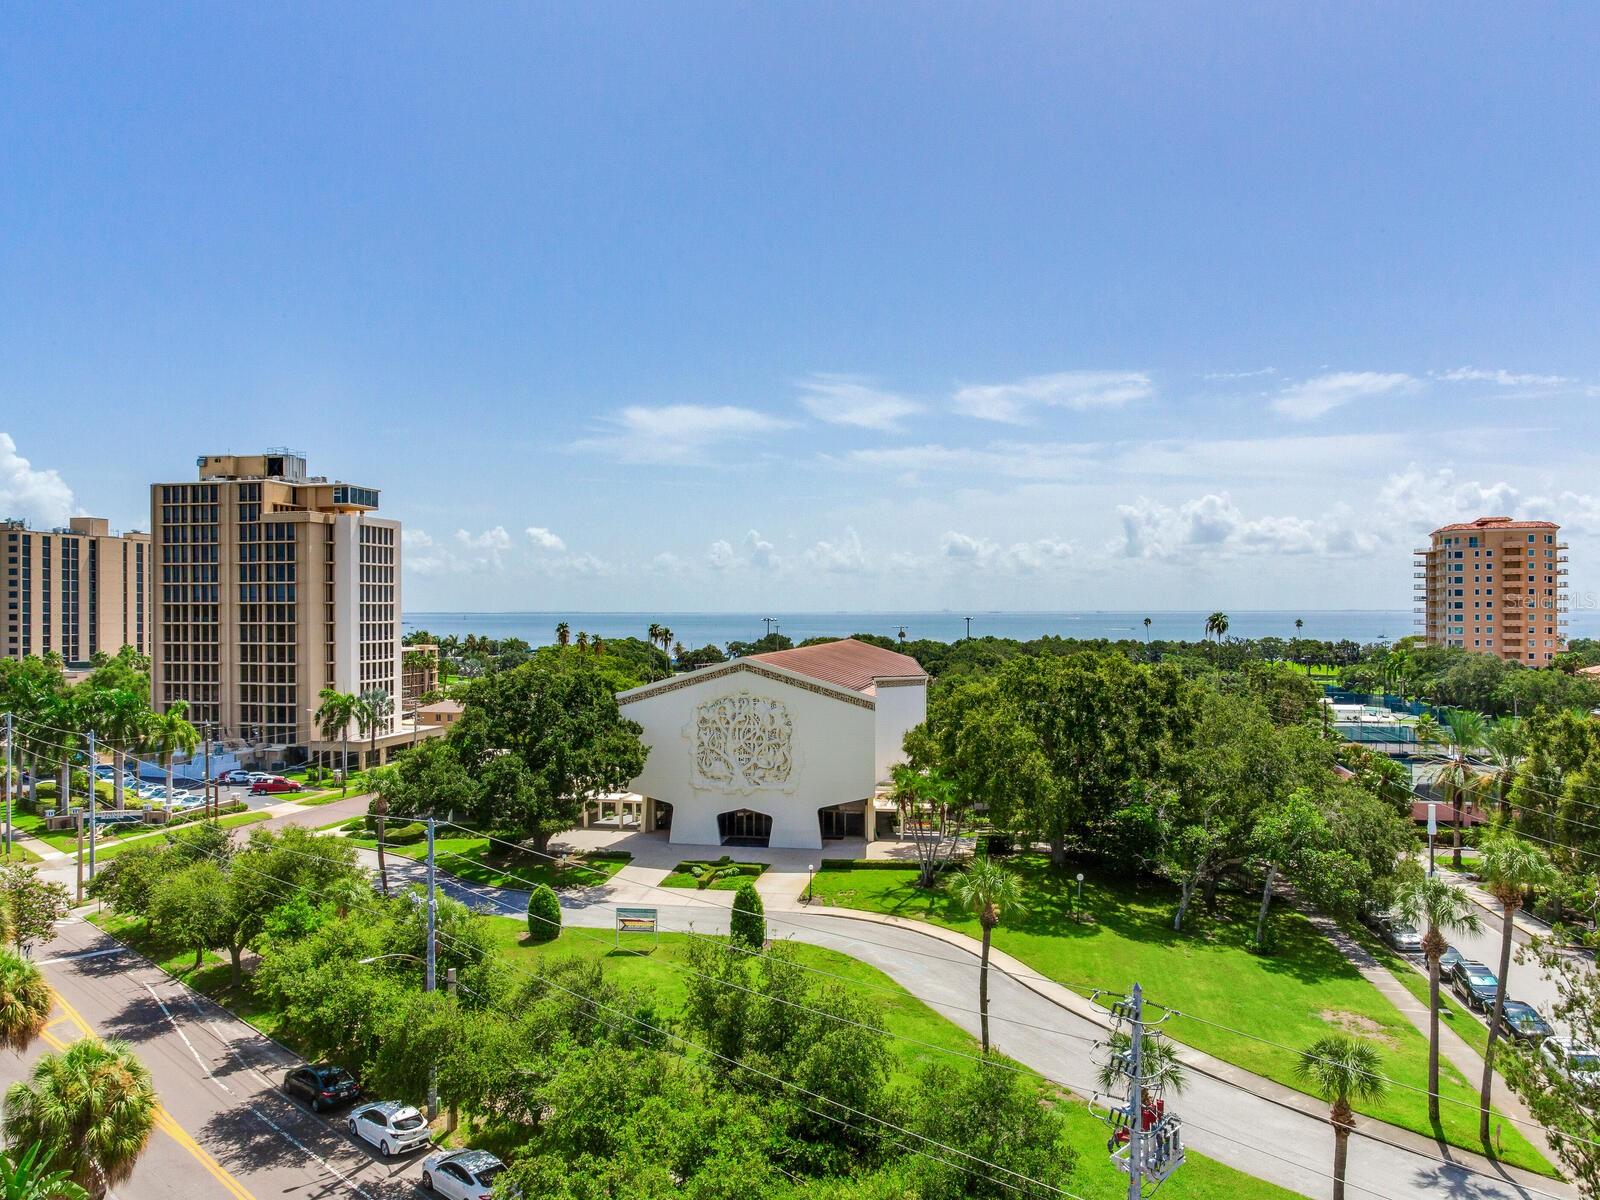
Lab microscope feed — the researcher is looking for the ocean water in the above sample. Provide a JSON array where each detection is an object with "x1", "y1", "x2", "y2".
[{"x1": 403, "y1": 610, "x2": 1435, "y2": 649}]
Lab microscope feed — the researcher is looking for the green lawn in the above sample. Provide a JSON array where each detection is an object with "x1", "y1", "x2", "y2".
[
  {"x1": 88, "y1": 811, "x2": 272, "y2": 862},
  {"x1": 807, "y1": 856, "x2": 1552, "y2": 1175},
  {"x1": 10, "y1": 806, "x2": 268, "y2": 856},
  {"x1": 659, "y1": 857, "x2": 769, "y2": 890},
  {"x1": 487, "y1": 920, "x2": 1303, "y2": 1200},
  {"x1": 348, "y1": 833, "x2": 631, "y2": 891}
]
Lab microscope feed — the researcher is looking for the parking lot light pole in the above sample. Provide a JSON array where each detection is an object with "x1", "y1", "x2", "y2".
[
  {"x1": 86, "y1": 730, "x2": 97, "y2": 881},
  {"x1": 425, "y1": 816, "x2": 439, "y2": 1118}
]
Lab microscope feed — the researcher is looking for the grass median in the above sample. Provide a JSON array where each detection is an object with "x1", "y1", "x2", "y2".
[{"x1": 807, "y1": 855, "x2": 1553, "y2": 1176}]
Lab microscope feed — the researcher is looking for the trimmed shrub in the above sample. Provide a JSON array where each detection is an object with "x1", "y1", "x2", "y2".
[
  {"x1": 729, "y1": 881, "x2": 765, "y2": 949},
  {"x1": 527, "y1": 884, "x2": 561, "y2": 942}
]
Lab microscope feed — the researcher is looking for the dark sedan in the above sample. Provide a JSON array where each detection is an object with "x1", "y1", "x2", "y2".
[
  {"x1": 1497, "y1": 1000, "x2": 1554, "y2": 1043},
  {"x1": 1449, "y1": 960, "x2": 1500, "y2": 1012},
  {"x1": 283, "y1": 1063, "x2": 361, "y2": 1112}
]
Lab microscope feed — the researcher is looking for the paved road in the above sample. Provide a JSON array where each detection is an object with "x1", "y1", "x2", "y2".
[
  {"x1": 365, "y1": 850, "x2": 1572, "y2": 1200},
  {"x1": 3, "y1": 915, "x2": 427, "y2": 1200}
]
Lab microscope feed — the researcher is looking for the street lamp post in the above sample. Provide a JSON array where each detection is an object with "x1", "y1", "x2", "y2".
[
  {"x1": 1074, "y1": 872, "x2": 1085, "y2": 920},
  {"x1": 805, "y1": 863, "x2": 814, "y2": 905}
]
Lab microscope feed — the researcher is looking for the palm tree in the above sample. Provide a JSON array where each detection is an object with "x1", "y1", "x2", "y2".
[
  {"x1": 1142, "y1": 616, "x2": 1151, "y2": 642},
  {"x1": 672, "y1": 640, "x2": 685, "y2": 663},
  {"x1": 658, "y1": 626, "x2": 674, "y2": 655},
  {"x1": 96, "y1": 692, "x2": 150, "y2": 813},
  {"x1": 1437, "y1": 709, "x2": 1488, "y2": 870},
  {"x1": 3, "y1": 1037, "x2": 157, "y2": 1198},
  {"x1": 0, "y1": 1142, "x2": 89, "y2": 1200},
  {"x1": 1481, "y1": 717, "x2": 1524, "y2": 818},
  {"x1": 1295, "y1": 617, "x2": 1304, "y2": 635},
  {"x1": 575, "y1": 631, "x2": 589, "y2": 651},
  {"x1": 1204, "y1": 612, "x2": 1229, "y2": 642},
  {"x1": 1476, "y1": 831, "x2": 1557, "y2": 1143},
  {"x1": 1095, "y1": 1028, "x2": 1188, "y2": 1098},
  {"x1": 355, "y1": 689, "x2": 394, "y2": 772},
  {"x1": 1294, "y1": 1035, "x2": 1386, "y2": 1200},
  {"x1": 143, "y1": 702, "x2": 199, "y2": 807},
  {"x1": 315, "y1": 689, "x2": 359, "y2": 795},
  {"x1": 945, "y1": 857, "x2": 1025, "y2": 1053},
  {"x1": 0, "y1": 952, "x2": 51, "y2": 1051},
  {"x1": 370, "y1": 792, "x2": 391, "y2": 898},
  {"x1": 646, "y1": 622, "x2": 662, "y2": 651},
  {"x1": 592, "y1": 635, "x2": 605, "y2": 656},
  {"x1": 1397, "y1": 875, "x2": 1482, "y2": 1122},
  {"x1": 555, "y1": 622, "x2": 571, "y2": 648}
]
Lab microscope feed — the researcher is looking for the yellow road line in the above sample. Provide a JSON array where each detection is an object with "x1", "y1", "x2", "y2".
[{"x1": 37, "y1": 992, "x2": 258, "y2": 1200}]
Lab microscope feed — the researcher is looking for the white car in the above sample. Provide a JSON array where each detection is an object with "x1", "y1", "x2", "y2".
[
  {"x1": 246, "y1": 771, "x2": 275, "y2": 785},
  {"x1": 346, "y1": 1101, "x2": 431, "y2": 1157},
  {"x1": 1541, "y1": 1037, "x2": 1600, "y2": 1089},
  {"x1": 422, "y1": 1149, "x2": 505, "y2": 1200}
]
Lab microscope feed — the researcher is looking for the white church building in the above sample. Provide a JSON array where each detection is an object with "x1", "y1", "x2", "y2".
[{"x1": 613, "y1": 639, "x2": 928, "y2": 850}]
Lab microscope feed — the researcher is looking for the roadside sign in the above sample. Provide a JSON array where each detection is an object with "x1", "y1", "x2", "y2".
[{"x1": 616, "y1": 907, "x2": 659, "y2": 949}]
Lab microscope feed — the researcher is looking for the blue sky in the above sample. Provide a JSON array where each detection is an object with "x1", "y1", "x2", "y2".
[{"x1": 3, "y1": 5, "x2": 1598, "y2": 612}]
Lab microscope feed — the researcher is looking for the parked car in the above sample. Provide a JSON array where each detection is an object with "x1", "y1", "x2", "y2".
[
  {"x1": 218, "y1": 769, "x2": 252, "y2": 786},
  {"x1": 1382, "y1": 920, "x2": 1423, "y2": 954},
  {"x1": 347, "y1": 1101, "x2": 431, "y2": 1157},
  {"x1": 1542, "y1": 1037, "x2": 1600, "y2": 1088},
  {"x1": 1449, "y1": 960, "x2": 1500, "y2": 1012},
  {"x1": 1497, "y1": 1001, "x2": 1554, "y2": 1044},
  {"x1": 251, "y1": 777, "x2": 304, "y2": 795},
  {"x1": 421, "y1": 1149, "x2": 505, "y2": 1200},
  {"x1": 1438, "y1": 945, "x2": 1465, "y2": 974},
  {"x1": 245, "y1": 772, "x2": 275, "y2": 785},
  {"x1": 282, "y1": 1063, "x2": 361, "y2": 1112}
]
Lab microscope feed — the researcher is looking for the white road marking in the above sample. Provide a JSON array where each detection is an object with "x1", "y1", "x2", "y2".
[
  {"x1": 245, "y1": 1105, "x2": 375, "y2": 1200},
  {"x1": 37, "y1": 946, "x2": 126, "y2": 965},
  {"x1": 140, "y1": 980, "x2": 232, "y2": 1094}
]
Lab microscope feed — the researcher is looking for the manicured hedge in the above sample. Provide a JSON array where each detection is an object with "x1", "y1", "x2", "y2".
[{"x1": 730, "y1": 881, "x2": 765, "y2": 949}]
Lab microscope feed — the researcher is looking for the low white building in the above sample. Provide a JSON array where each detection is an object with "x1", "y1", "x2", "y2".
[{"x1": 614, "y1": 639, "x2": 928, "y2": 850}]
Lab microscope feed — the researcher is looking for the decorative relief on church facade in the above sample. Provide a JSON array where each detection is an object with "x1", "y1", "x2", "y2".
[{"x1": 692, "y1": 692, "x2": 795, "y2": 792}]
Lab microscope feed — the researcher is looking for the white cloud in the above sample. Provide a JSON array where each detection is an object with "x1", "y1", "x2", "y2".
[
  {"x1": 841, "y1": 441, "x2": 1096, "y2": 483},
  {"x1": 402, "y1": 529, "x2": 452, "y2": 576},
  {"x1": 797, "y1": 375, "x2": 921, "y2": 432},
  {"x1": 453, "y1": 526, "x2": 513, "y2": 570},
  {"x1": 1271, "y1": 371, "x2": 1419, "y2": 420},
  {"x1": 1204, "y1": 367, "x2": 1278, "y2": 380},
  {"x1": 1113, "y1": 493, "x2": 1377, "y2": 560},
  {"x1": 706, "y1": 530, "x2": 782, "y2": 572},
  {"x1": 0, "y1": 433, "x2": 74, "y2": 526},
  {"x1": 525, "y1": 526, "x2": 566, "y2": 552},
  {"x1": 953, "y1": 371, "x2": 1153, "y2": 423},
  {"x1": 1436, "y1": 367, "x2": 1571, "y2": 387},
  {"x1": 804, "y1": 528, "x2": 870, "y2": 574},
  {"x1": 941, "y1": 530, "x2": 1074, "y2": 575},
  {"x1": 575, "y1": 405, "x2": 794, "y2": 464}
]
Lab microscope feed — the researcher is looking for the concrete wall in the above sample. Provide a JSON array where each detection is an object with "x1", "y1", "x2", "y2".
[
  {"x1": 870, "y1": 679, "x2": 927, "y2": 783},
  {"x1": 621, "y1": 666, "x2": 878, "y2": 850}
]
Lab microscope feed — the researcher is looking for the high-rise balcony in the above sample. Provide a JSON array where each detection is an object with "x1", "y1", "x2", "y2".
[
  {"x1": 1413, "y1": 547, "x2": 1431, "y2": 556},
  {"x1": 1413, "y1": 571, "x2": 1426, "y2": 579}
]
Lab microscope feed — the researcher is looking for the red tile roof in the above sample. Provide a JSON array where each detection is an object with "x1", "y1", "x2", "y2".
[
  {"x1": 751, "y1": 638, "x2": 928, "y2": 692},
  {"x1": 1431, "y1": 516, "x2": 1560, "y2": 534}
]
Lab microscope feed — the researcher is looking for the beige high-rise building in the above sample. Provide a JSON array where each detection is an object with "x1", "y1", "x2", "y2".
[
  {"x1": 150, "y1": 450, "x2": 405, "y2": 759},
  {"x1": 1414, "y1": 516, "x2": 1568, "y2": 662},
  {"x1": 3, "y1": 517, "x2": 151, "y2": 666}
]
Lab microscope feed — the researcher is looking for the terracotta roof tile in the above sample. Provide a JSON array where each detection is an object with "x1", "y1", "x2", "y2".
[
  {"x1": 750, "y1": 638, "x2": 928, "y2": 692},
  {"x1": 1431, "y1": 516, "x2": 1560, "y2": 535}
]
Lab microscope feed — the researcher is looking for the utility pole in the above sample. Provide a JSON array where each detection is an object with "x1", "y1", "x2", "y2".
[
  {"x1": 86, "y1": 729, "x2": 97, "y2": 881},
  {"x1": 445, "y1": 966, "x2": 459, "y2": 1132},
  {"x1": 3, "y1": 711, "x2": 12, "y2": 858},
  {"x1": 425, "y1": 815, "x2": 438, "y2": 1118},
  {"x1": 203, "y1": 723, "x2": 213, "y2": 821},
  {"x1": 1125, "y1": 984, "x2": 1145, "y2": 1200},
  {"x1": 1100, "y1": 982, "x2": 1184, "y2": 1200},
  {"x1": 762, "y1": 617, "x2": 775, "y2": 638}
]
